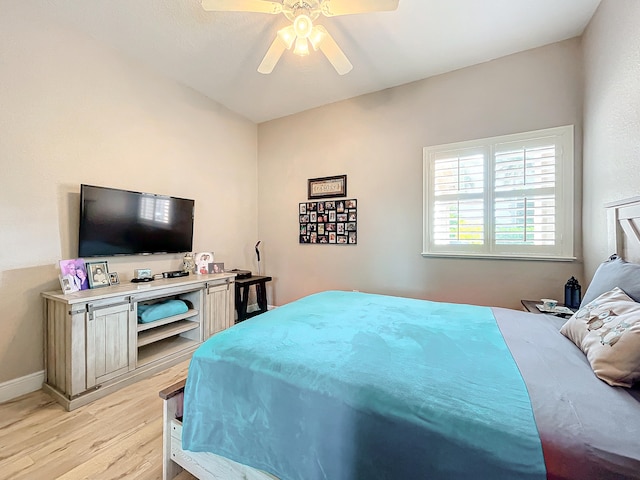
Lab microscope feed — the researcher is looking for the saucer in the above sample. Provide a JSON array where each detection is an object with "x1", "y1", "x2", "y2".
[{"x1": 536, "y1": 304, "x2": 574, "y2": 315}]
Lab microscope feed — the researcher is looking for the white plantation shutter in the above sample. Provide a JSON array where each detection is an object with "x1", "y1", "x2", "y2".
[
  {"x1": 432, "y1": 151, "x2": 485, "y2": 246},
  {"x1": 494, "y1": 140, "x2": 557, "y2": 246},
  {"x1": 423, "y1": 126, "x2": 574, "y2": 260}
]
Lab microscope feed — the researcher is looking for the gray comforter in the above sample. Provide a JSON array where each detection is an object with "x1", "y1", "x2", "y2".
[{"x1": 494, "y1": 307, "x2": 640, "y2": 480}]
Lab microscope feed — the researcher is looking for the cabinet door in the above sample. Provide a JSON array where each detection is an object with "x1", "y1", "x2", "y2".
[
  {"x1": 205, "y1": 281, "x2": 233, "y2": 338},
  {"x1": 86, "y1": 303, "x2": 134, "y2": 388},
  {"x1": 44, "y1": 300, "x2": 88, "y2": 398}
]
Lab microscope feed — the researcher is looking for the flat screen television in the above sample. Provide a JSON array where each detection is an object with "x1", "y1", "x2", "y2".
[{"x1": 78, "y1": 184, "x2": 195, "y2": 257}]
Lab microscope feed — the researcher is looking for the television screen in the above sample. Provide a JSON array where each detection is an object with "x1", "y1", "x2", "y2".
[{"x1": 78, "y1": 184, "x2": 194, "y2": 257}]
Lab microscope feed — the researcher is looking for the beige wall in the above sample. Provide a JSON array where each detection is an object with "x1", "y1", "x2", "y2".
[
  {"x1": 0, "y1": 3, "x2": 258, "y2": 383},
  {"x1": 258, "y1": 39, "x2": 584, "y2": 309},
  {"x1": 582, "y1": 0, "x2": 640, "y2": 281}
]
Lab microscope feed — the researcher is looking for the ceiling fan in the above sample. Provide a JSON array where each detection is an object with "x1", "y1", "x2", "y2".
[{"x1": 201, "y1": 0, "x2": 400, "y2": 75}]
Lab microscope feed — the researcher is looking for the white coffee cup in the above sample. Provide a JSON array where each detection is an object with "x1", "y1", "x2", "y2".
[{"x1": 542, "y1": 298, "x2": 558, "y2": 310}]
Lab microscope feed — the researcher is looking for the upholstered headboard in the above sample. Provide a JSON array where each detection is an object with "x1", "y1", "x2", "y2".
[{"x1": 606, "y1": 196, "x2": 640, "y2": 263}]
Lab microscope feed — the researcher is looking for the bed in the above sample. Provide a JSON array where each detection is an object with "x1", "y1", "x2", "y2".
[{"x1": 160, "y1": 198, "x2": 640, "y2": 480}]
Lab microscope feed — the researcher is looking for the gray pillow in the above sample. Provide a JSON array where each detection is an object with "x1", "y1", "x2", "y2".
[{"x1": 581, "y1": 256, "x2": 640, "y2": 307}]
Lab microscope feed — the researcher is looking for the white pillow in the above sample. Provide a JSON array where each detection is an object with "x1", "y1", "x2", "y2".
[{"x1": 560, "y1": 287, "x2": 640, "y2": 387}]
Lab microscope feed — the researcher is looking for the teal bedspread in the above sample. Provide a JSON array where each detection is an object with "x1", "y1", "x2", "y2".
[{"x1": 182, "y1": 291, "x2": 546, "y2": 479}]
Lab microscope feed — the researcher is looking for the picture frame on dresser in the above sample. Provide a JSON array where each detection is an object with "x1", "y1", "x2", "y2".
[
  {"x1": 59, "y1": 258, "x2": 89, "y2": 293},
  {"x1": 211, "y1": 262, "x2": 225, "y2": 273},
  {"x1": 59, "y1": 276, "x2": 74, "y2": 294},
  {"x1": 194, "y1": 251, "x2": 214, "y2": 275},
  {"x1": 108, "y1": 271, "x2": 120, "y2": 285},
  {"x1": 86, "y1": 260, "x2": 110, "y2": 288}
]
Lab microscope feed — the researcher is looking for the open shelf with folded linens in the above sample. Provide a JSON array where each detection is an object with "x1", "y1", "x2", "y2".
[{"x1": 136, "y1": 290, "x2": 203, "y2": 367}]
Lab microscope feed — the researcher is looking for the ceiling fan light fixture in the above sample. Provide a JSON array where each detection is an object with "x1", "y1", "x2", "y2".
[
  {"x1": 294, "y1": 36, "x2": 310, "y2": 56},
  {"x1": 277, "y1": 25, "x2": 296, "y2": 49},
  {"x1": 293, "y1": 14, "x2": 313, "y2": 38},
  {"x1": 308, "y1": 26, "x2": 326, "y2": 50},
  {"x1": 203, "y1": 0, "x2": 400, "y2": 74}
]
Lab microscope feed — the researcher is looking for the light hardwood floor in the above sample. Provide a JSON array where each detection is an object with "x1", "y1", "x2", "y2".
[{"x1": 0, "y1": 360, "x2": 197, "y2": 480}]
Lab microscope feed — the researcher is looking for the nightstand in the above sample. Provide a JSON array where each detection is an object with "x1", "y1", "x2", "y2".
[
  {"x1": 235, "y1": 275, "x2": 272, "y2": 323},
  {"x1": 521, "y1": 300, "x2": 576, "y2": 317}
]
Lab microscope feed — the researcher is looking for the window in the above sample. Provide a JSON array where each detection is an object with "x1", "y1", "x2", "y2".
[{"x1": 423, "y1": 125, "x2": 574, "y2": 260}]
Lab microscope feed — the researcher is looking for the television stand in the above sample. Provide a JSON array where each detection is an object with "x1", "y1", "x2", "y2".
[{"x1": 42, "y1": 273, "x2": 236, "y2": 411}]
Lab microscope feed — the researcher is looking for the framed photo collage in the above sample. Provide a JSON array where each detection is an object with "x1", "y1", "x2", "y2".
[{"x1": 299, "y1": 199, "x2": 357, "y2": 245}]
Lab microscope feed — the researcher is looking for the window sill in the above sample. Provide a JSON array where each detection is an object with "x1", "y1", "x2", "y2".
[{"x1": 420, "y1": 252, "x2": 577, "y2": 262}]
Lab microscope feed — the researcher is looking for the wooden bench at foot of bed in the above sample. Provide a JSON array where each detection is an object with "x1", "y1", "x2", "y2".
[{"x1": 159, "y1": 380, "x2": 278, "y2": 480}]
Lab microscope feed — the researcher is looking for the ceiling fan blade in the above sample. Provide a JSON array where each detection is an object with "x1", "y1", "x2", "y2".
[
  {"x1": 257, "y1": 36, "x2": 287, "y2": 74},
  {"x1": 311, "y1": 26, "x2": 353, "y2": 75},
  {"x1": 201, "y1": 0, "x2": 282, "y2": 14},
  {"x1": 320, "y1": 0, "x2": 399, "y2": 17}
]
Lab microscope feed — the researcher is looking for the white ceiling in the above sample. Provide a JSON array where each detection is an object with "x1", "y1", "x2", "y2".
[{"x1": 40, "y1": 0, "x2": 601, "y2": 123}]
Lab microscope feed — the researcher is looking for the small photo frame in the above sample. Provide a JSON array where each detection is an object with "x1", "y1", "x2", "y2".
[
  {"x1": 86, "y1": 261, "x2": 110, "y2": 288},
  {"x1": 195, "y1": 252, "x2": 214, "y2": 275},
  {"x1": 108, "y1": 272, "x2": 120, "y2": 286},
  {"x1": 59, "y1": 276, "x2": 74, "y2": 294},
  {"x1": 211, "y1": 262, "x2": 225, "y2": 274},
  {"x1": 59, "y1": 258, "x2": 89, "y2": 293}
]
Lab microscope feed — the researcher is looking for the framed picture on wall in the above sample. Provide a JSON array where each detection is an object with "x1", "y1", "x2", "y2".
[
  {"x1": 308, "y1": 175, "x2": 347, "y2": 199},
  {"x1": 299, "y1": 199, "x2": 357, "y2": 245}
]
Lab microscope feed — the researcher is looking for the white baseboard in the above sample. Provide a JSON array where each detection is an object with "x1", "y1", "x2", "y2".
[{"x1": 0, "y1": 370, "x2": 44, "y2": 404}]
